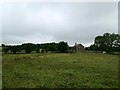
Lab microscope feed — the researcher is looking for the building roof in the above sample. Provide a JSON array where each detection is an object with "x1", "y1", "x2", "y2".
[{"x1": 74, "y1": 43, "x2": 84, "y2": 47}]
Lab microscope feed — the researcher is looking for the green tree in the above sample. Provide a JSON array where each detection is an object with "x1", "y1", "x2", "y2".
[
  {"x1": 92, "y1": 33, "x2": 120, "y2": 52},
  {"x1": 1, "y1": 44, "x2": 10, "y2": 54},
  {"x1": 22, "y1": 43, "x2": 35, "y2": 53},
  {"x1": 35, "y1": 44, "x2": 40, "y2": 53},
  {"x1": 10, "y1": 46, "x2": 20, "y2": 54},
  {"x1": 48, "y1": 42, "x2": 58, "y2": 51},
  {"x1": 58, "y1": 41, "x2": 68, "y2": 53}
]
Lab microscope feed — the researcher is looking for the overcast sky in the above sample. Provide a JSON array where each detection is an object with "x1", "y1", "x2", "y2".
[{"x1": 1, "y1": 2, "x2": 118, "y2": 47}]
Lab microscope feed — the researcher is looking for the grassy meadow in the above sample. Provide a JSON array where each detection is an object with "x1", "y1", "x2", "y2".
[{"x1": 2, "y1": 52, "x2": 118, "y2": 88}]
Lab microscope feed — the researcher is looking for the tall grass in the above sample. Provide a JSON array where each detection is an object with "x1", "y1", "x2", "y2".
[{"x1": 2, "y1": 52, "x2": 118, "y2": 88}]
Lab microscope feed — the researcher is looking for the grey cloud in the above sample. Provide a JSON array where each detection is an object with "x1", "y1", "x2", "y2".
[{"x1": 2, "y1": 2, "x2": 118, "y2": 47}]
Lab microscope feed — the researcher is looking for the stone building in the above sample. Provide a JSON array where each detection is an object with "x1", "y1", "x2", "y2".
[
  {"x1": 74, "y1": 43, "x2": 85, "y2": 52},
  {"x1": 69, "y1": 43, "x2": 85, "y2": 52}
]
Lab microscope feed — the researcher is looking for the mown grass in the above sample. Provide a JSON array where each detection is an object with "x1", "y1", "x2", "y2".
[{"x1": 2, "y1": 52, "x2": 118, "y2": 88}]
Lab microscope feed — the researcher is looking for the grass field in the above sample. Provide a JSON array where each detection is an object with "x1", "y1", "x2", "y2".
[{"x1": 2, "y1": 52, "x2": 118, "y2": 88}]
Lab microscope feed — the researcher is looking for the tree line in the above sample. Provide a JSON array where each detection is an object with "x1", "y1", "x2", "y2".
[
  {"x1": 86, "y1": 33, "x2": 120, "y2": 52},
  {"x1": 2, "y1": 41, "x2": 69, "y2": 54},
  {"x1": 1, "y1": 33, "x2": 120, "y2": 54}
]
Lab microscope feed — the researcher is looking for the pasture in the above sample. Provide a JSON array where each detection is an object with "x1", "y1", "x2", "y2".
[{"x1": 2, "y1": 52, "x2": 118, "y2": 88}]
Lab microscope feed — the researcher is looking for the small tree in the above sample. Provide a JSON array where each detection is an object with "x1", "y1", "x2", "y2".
[
  {"x1": 22, "y1": 43, "x2": 35, "y2": 53},
  {"x1": 35, "y1": 44, "x2": 40, "y2": 53},
  {"x1": 58, "y1": 41, "x2": 68, "y2": 53}
]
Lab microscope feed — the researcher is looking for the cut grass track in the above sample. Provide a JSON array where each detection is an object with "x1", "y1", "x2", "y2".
[{"x1": 2, "y1": 52, "x2": 118, "y2": 88}]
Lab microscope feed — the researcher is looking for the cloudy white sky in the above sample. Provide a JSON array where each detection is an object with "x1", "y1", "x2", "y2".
[{"x1": 1, "y1": 2, "x2": 118, "y2": 47}]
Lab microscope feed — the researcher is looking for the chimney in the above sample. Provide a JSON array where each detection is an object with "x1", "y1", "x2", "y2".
[
  {"x1": 75, "y1": 43, "x2": 77, "y2": 46},
  {"x1": 75, "y1": 43, "x2": 77, "y2": 52}
]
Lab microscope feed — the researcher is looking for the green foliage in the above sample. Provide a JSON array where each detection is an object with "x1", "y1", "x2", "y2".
[
  {"x1": 89, "y1": 33, "x2": 120, "y2": 52},
  {"x1": 35, "y1": 44, "x2": 40, "y2": 53},
  {"x1": 22, "y1": 43, "x2": 35, "y2": 53},
  {"x1": 58, "y1": 41, "x2": 69, "y2": 53},
  {"x1": 2, "y1": 41, "x2": 69, "y2": 54},
  {"x1": 3, "y1": 47, "x2": 9, "y2": 54},
  {"x1": 47, "y1": 42, "x2": 58, "y2": 51},
  {"x1": 10, "y1": 46, "x2": 21, "y2": 54},
  {"x1": 41, "y1": 49, "x2": 44, "y2": 53}
]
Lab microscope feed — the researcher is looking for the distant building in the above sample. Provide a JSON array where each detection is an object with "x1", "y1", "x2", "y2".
[
  {"x1": 74, "y1": 43, "x2": 85, "y2": 52},
  {"x1": 69, "y1": 43, "x2": 85, "y2": 52}
]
